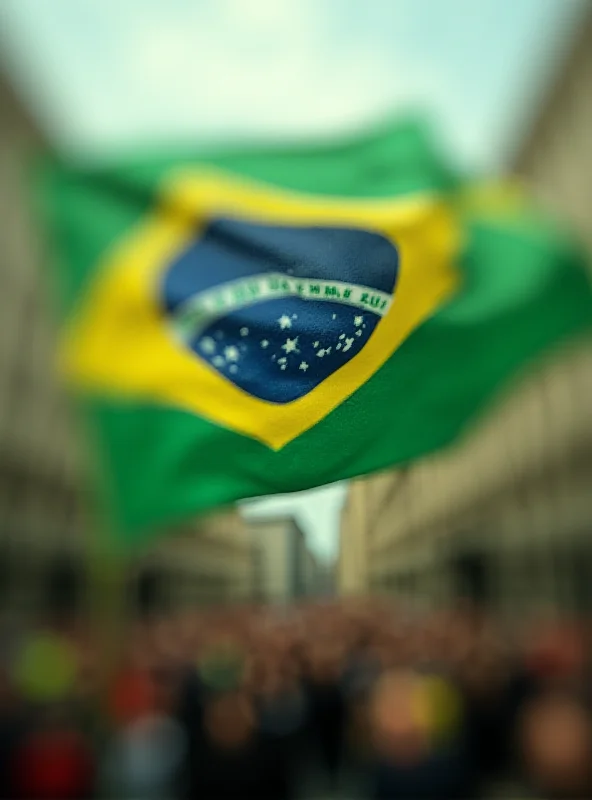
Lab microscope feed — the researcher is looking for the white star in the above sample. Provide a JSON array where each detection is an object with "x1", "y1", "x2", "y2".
[
  {"x1": 356, "y1": 330, "x2": 363, "y2": 337},
  {"x1": 299, "y1": 362, "x2": 309, "y2": 372},
  {"x1": 336, "y1": 343, "x2": 342, "y2": 350},
  {"x1": 261, "y1": 340, "x2": 269, "y2": 349},
  {"x1": 280, "y1": 364, "x2": 287, "y2": 370},
  {"x1": 332, "y1": 314, "x2": 337, "y2": 320},
  {"x1": 224, "y1": 345, "x2": 240, "y2": 362},
  {"x1": 278, "y1": 315, "x2": 292, "y2": 330},
  {"x1": 212, "y1": 355, "x2": 225, "y2": 368},
  {"x1": 240, "y1": 327, "x2": 249, "y2": 337},
  {"x1": 326, "y1": 347, "x2": 332, "y2": 354},
  {"x1": 278, "y1": 357, "x2": 287, "y2": 365},
  {"x1": 313, "y1": 341, "x2": 320, "y2": 349},
  {"x1": 317, "y1": 349, "x2": 326, "y2": 358},
  {"x1": 292, "y1": 314, "x2": 297, "y2": 319},
  {"x1": 229, "y1": 364, "x2": 238, "y2": 374},
  {"x1": 200, "y1": 337, "x2": 216, "y2": 355},
  {"x1": 343, "y1": 337, "x2": 354, "y2": 353},
  {"x1": 339, "y1": 333, "x2": 345, "y2": 340},
  {"x1": 354, "y1": 315, "x2": 364, "y2": 327},
  {"x1": 281, "y1": 337, "x2": 299, "y2": 354}
]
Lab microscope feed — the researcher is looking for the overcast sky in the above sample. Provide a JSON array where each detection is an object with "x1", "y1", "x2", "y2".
[
  {"x1": 0, "y1": 0, "x2": 586, "y2": 559},
  {"x1": 1, "y1": 0, "x2": 585, "y2": 167}
]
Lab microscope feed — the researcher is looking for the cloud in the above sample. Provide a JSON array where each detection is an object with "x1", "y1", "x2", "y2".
[
  {"x1": 3, "y1": 0, "x2": 433, "y2": 155},
  {"x1": 72, "y1": 0, "x2": 404, "y2": 149},
  {"x1": 0, "y1": 0, "x2": 514, "y2": 165},
  {"x1": 3, "y1": 0, "x2": 579, "y2": 168},
  {"x1": 68, "y1": 1, "x2": 447, "y2": 159}
]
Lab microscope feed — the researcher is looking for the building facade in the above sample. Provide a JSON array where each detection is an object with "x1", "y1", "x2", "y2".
[
  {"x1": 133, "y1": 510, "x2": 257, "y2": 611},
  {"x1": 512, "y1": 8, "x2": 592, "y2": 252},
  {"x1": 338, "y1": 13, "x2": 592, "y2": 618},
  {"x1": 246, "y1": 515, "x2": 322, "y2": 604}
]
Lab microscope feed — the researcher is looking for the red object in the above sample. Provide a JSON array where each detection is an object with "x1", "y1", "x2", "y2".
[
  {"x1": 526, "y1": 626, "x2": 586, "y2": 680},
  {"x1": 12, "y1": 730, "x2": 94, "y2": 799},
  {"x1": 109, "y1": 668, "x2": 157, "y2": 725}
]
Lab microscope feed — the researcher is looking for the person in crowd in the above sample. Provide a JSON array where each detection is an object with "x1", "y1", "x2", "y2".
[
  {"x1": 305, "y1": 638, "x2": 348, "y2": 790},
  {"x1": 101, "y1": 708, "x2": 186, "y2": 799},
  {"x1": 10, "y1": 705, "x2": 95, "y2": 800},
  {"x1": 0, "y1": 664, "x2": 25, "y2": 800},
  {"x1": 3, "y1": 598, "x2": 592, "y2": 800},
  {"x1": 518, "y1": 689, "x2": 592, "y2": 800},
  {"x1": 368, "y1": 667, "x2": 473, "y2": 799}
]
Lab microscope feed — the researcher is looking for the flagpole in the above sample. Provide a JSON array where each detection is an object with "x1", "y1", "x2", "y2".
[
  {"x1": 80, "y1": 403, "x2": 130, "y2": 739},
  {"x1": 87, "y1": 516, "x2": 128, "y2": 739}
]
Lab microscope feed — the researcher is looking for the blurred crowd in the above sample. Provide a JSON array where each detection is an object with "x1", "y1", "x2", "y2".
[{"x1": 1, "y1": 598, "x2": 592, "y2": 799}]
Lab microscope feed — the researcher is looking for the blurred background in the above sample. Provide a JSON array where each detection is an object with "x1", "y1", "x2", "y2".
[{"x1": 0, "y1": 1, "x2": 591, "y2": 798}]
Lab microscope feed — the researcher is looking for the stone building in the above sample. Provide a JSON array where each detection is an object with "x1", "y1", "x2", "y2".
[
  {"x1": 246, "y1": 515, "x2": 322, "y2": 604},
  {"x1": 512, "y1": 7, "x2": 592, "y2": 251},
  {"x1": 133, "y1": 510, "x2": 256, "y2": 611}
]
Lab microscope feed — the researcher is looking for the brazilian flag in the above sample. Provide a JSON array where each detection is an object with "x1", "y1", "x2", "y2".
[{"x1": 39, "y1": 117, "x2": 592, "y2": 546}]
